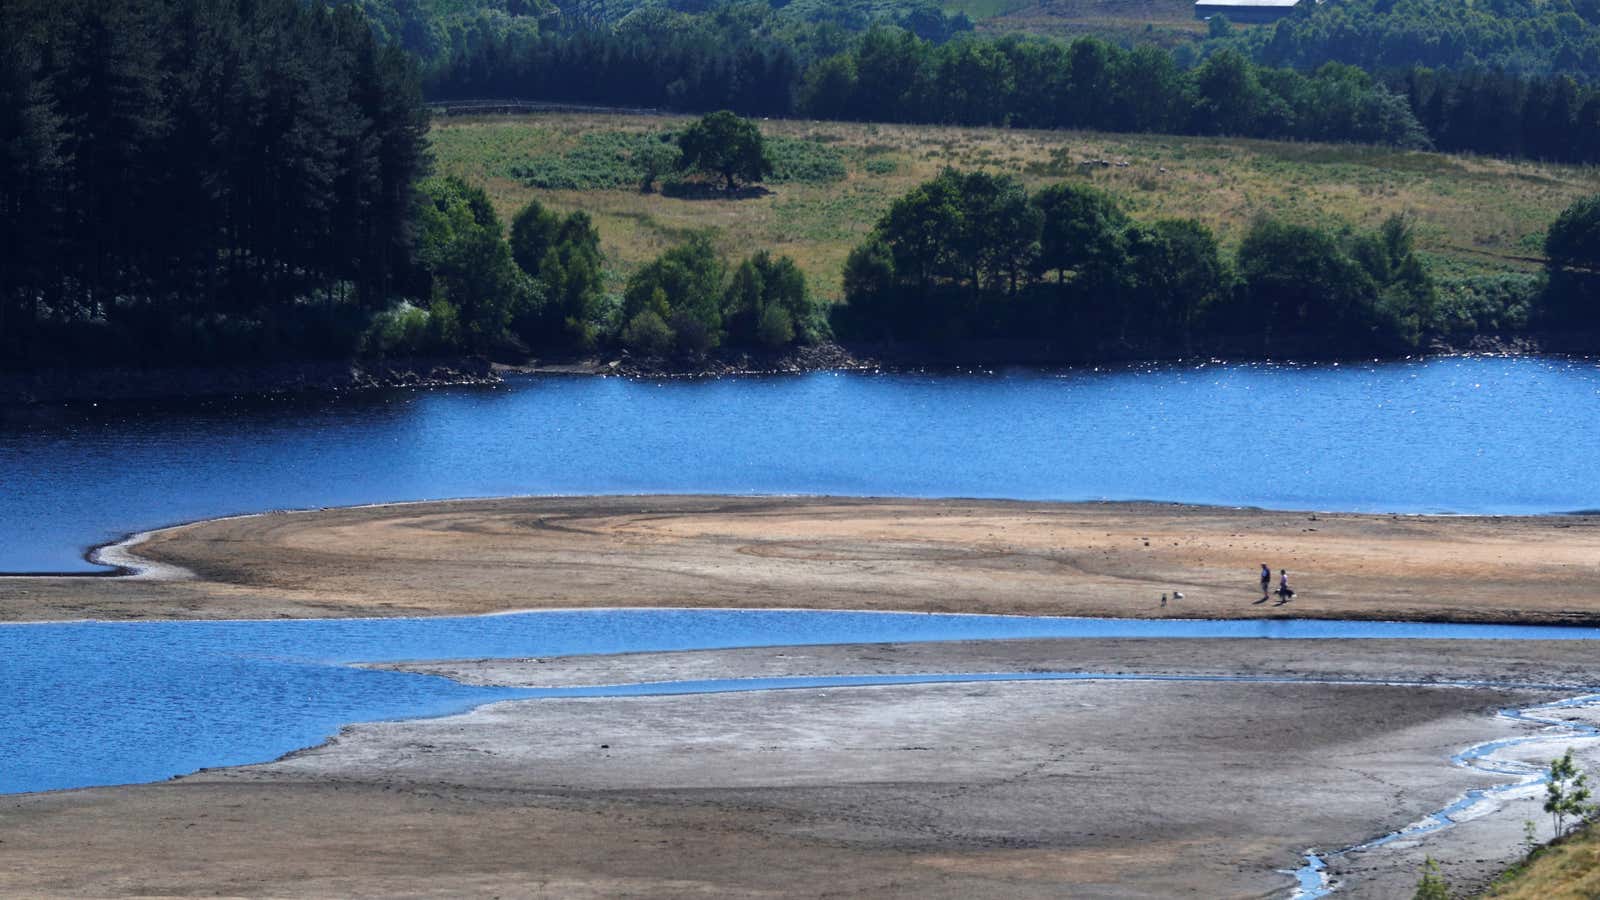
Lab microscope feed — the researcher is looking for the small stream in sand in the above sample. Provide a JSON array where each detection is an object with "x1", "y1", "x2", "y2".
[
  {"x1": 1287, "y1": 692, "x2": 1600, "y2": 898},
  {"x1": 6, "y1": 608, "x2": 1600, "y2": 897}
]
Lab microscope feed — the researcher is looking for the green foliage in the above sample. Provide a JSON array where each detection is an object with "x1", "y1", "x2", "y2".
[
  {"x1": 2, "y1": 0, "x2": 433, "y2": 369},
  {"x1": 361, "y1": 299, "x2": 465, "y2": 356},
  {"x1": 1432, "y1": 272, "x2": 1537, "y2": 338},
  {"x1": 621, "y1": 308, "x2": 675, "y2": 355},
  {"x1": 514, "y1": 132, "x2": 681, "y2": 190},
  {"x1": 416, "y1": 176, "x2": 536, "y2": 351},
  {"x1": 839, "y1": 170, "x2": 1438, "y2": 355},
  {"x1": 636, "y1": 139, "x2": 682, "y2": 193},
  {"x1": 1033, "y1": 182, "x2": 1128, "y2": 286},
  {"x1": 618, "y1": 237, "x2": 821, "y2": 355},
  {"x1": 766, "y1": 137, "x2": 849, "y2": 183},
  {"x1": 876, "y1": 168, "x2": 1040, "y2": 294},
  {"x1": 1413, "y1": 856, "x2": 1451, "y2": 900},
  {"x1": 624, "y1": 235, "x2": 727, "y2": 355},
  {"x1": 512, "y1": 130, "x2": 841, "y2": 191},
  {"x1": 1206, "y1": 0, "x2": 1600, "y2": 82},
  {"x1": 339, "y1": 0, "x2": 549, "y2": 70},
  {"x1": 1543, "y1": 194, "x2": 1600, "y2": 328},
  {"x1": 424, "y1": 2, "x2": 1600, "y2": 165},
  {"x1": 678, "y1": 110, "x2": 774, "y2": 191},
  {"x1": 1126, "y1": 218, "x2": 1229, "y2": 346},
  {"x1": 1546, "y1": 196, "x2": 1600, "y2": 272},
  {"x1": 1545, "y1": 748, "x2": 1594, "y2": 838},
  {"x1": 724, "y1": 251, "x2": 824, "y2": 347},
  {"x1": 757, "y1": 304, "x2": 797, "y2": 347},
  {"x1": 509, "y1": 199, "x2": 607, "y2": 350},
  {"x1": 1231, "y1": 218, "x2": 1400, "y2": 349}
]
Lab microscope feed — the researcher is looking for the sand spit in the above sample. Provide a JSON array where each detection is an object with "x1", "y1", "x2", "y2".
[{"x1": 4, "y1": 495, "x2": 1600, "y2": 623}]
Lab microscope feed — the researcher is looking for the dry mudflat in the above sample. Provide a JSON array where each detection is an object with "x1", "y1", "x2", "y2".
[
  {"x1": 4, "y1": 640, "x2": 1600, "y2": 898},
  {"x1": 4, "y1": 497, "x2": 1600, "y2": 898}
]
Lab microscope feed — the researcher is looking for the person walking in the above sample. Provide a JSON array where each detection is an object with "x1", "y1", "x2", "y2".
[
  {"x1": 1276, "y1": 569, "x2": 1295, "y2": 602},
  {"x1": 1259, "y1": 563, "x2": 1271, "y2": 600}
]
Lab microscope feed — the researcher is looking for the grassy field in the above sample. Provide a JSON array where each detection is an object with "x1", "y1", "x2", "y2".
[
  {"x1": 430, "y1": 111, "x2": 1600, "y2": 300},
  {"x1": 977, "y1": 0, "x2": 1208, "y2": 44}
]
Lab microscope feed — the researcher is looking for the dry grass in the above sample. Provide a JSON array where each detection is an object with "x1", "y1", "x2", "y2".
[
  {"x1": 1486, "y1": 825, "x2": 1600, "y2": 900},
  {"x1": 430, "y1": 112, "x2": 1600, "y2": 300},
  {"x1": 979, "y1": 0, "x2": 1208, "y2": 42}
]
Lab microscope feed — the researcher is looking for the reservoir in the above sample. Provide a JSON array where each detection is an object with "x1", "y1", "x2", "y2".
[{"x1": 3, "y1": 355, "x2": 1599, "y2": 573}]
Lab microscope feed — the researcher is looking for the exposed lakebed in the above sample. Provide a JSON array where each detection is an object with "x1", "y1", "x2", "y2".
[
  {"x1": 7, "y1": 608, "x2": 1600, "y2": 796},
  {"x1": 4, "y1": 356, "x2": 1600, "y2": 573}
]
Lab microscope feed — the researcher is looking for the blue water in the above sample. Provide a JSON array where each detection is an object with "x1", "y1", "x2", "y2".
[
  {"x1": 3, "y1": 356, "x2": 1600, "y2": 572},
  {"x1": 8, "y1": 608, "x2": 1600, "y2": 795}
]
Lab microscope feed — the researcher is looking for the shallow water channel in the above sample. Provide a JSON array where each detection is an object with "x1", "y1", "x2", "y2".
[
  {"x1": 4, "y1": 355, "x2": 1600, "y2": 572},
  {"x1": 8, "y1": 608, "x2": 1600, "y2": 796}
]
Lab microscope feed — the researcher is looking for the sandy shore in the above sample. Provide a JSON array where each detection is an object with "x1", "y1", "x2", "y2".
[
  {"x1": 5, "y1": 639, "x2": 1600, "y2": 898},
  {"x1": 4, "y1": 495, "x2": 1600, "y2": 623}
]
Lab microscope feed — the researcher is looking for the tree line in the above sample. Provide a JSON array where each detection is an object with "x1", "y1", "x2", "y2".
[
  {"x1": 836, "y1": 169, "x2": 1600, "y2": 355},
  {"x1": 424, "y1": 14, "x2": 1600, "y2": 164},
  {"x1": 389, "y1": 174, "x2": 827, "y2": 361},
  {"x1": 1400, "y1": 67, "x2": 1600, "y2": 163},
  {"x1": 1, "y1": 0, "x2": 430, "y2": 367},
  {"x1": 1207, "y1": 0, "x2": 1600, "y2": 83},
  {"x1": 373, "y1": 159, "x2": 1600, "y2": 364},
  {"x1": 835, "y1": 168, "x2": 1438, "y2": 356}
]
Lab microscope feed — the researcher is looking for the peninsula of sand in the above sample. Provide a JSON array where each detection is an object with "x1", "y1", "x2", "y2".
[
  {"x1": 10, "y1": 495, "x2": 1600, "y2": 624},
  {"x1": 4, "y1": 496, "x2": 1600, "y2": 898}
]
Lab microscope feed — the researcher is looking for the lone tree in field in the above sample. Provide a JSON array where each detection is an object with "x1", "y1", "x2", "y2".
[
  {"x1": 677, "y1": 111, "x2": 772, "y2": 192},
  {"x1": 1545, "y1": 748, "x2": 1593, "y2": 837}
]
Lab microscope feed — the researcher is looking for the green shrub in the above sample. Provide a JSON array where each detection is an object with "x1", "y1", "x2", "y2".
[
  {"x1": 513, "y1": 132, "x2": 680, "y2": 190},
  {"x1": 756, "y1": 303, "x2": 796, "y2": 347},
  {"x1": 622, "y1": 309, "x2": 676, "y2": 355},
  {"x1": 1431, "y1": 272, "x2": 1539, "y2": 336},
  {"x1": 766, "y1": 137, "x2": 848, "y2": 183},
  {"x1": 363, "y1": 302, "x2": 432, "y2": 356}
]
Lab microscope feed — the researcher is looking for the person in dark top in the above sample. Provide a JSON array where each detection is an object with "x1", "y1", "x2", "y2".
[{"x1": 1260, "y1": 563, "x2": 1272, "y2": 600}]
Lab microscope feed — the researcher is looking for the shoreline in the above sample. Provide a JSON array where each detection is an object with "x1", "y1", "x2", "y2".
[
  {"x1": 0, "y1": 356, "x2": 500, "y2": 406},
  {"x1": 5, "y1": 343, "x2": 1594, "y2": 406}
]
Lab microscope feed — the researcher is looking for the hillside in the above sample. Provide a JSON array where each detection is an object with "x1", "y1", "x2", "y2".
[
  {"x1": 431, "y1": 111, "x2": 1600, "y2": 300},
  {"x1": 1487, "y1": 824, "x2": 1600, "y2": 900}
]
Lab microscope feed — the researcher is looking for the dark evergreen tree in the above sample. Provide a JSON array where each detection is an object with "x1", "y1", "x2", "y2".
[{"x1": 1, "y1": 0, "x2": 433, "y2": 368}]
